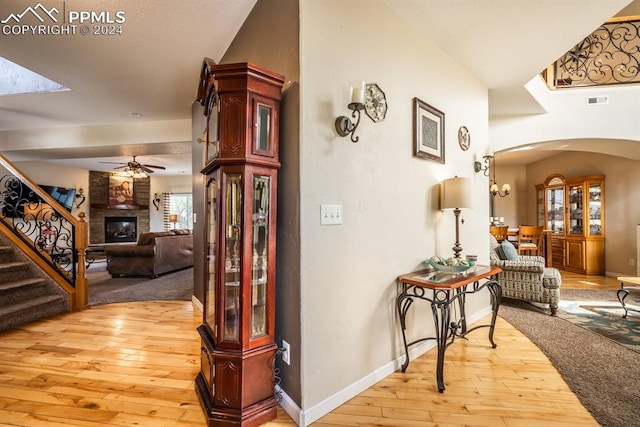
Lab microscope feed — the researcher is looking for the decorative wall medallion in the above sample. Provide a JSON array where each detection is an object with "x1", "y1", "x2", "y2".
[
  {"x1": 458, "y1": 125, "x2": 470, "y2": 151},
  {"x1": 364, "y1": 83, "x2": 387, "y2": 122}
]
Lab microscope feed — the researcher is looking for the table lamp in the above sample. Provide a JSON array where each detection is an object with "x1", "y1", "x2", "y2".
[
  {"x1": 169, "y1": 214, "x2": 178, "y2": 229},
  {"x1": 441, "y1": 176, "x2": 474, "y2": 258}
]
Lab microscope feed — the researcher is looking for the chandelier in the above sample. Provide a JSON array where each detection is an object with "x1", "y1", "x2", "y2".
[{"x1": 119, "y1": 167, "x2": 147, "y2": 179}]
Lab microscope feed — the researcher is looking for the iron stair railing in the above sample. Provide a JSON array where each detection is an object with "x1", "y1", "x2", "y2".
[{"x1": 0, "y1": 154, "x2": 88, "y2": 310}]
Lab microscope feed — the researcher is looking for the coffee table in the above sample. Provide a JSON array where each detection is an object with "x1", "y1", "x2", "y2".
[
  {"x1": 616, "y1": 276, "x2": 640, "y2": 318},
  {"x1": 86, "y1": 244, "x2": 107, "y2": 268}
]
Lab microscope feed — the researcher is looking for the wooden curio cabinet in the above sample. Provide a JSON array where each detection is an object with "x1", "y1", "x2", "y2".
[
  {"x1": 536, "y1": 174, "x2": 605, "y2": 275},
  {"x1": 195, "y1": 61, "x2": 284, "y2": 427}
]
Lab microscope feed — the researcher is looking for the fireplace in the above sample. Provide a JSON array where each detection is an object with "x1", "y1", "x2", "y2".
[{"x1": 104, "y1": 216, "x2": 137, "y2": 243}]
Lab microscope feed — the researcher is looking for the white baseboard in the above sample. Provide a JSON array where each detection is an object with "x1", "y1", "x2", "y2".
[
  {"x1": 278, "y1": 305, "x2": 493, "y2": 426},
  {"x1": 605, "y1": 270, "x2": 627, "y2": 279},
  {"x1": 275, "y1": 386, "x2": 302, "y2": 425}
]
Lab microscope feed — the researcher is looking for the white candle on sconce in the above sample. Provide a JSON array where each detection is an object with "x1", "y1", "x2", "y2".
[
  {"x1": 484, "y1": 145, "x2": 495, "y2": 157},
  {"x1": 350, "y1": 80, "x2": 365, "y2": 104}
]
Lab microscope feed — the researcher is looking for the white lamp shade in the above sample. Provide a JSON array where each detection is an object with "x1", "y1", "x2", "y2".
[{"x1": 441, "y1": 177, "x2": 474, "y2": 210}]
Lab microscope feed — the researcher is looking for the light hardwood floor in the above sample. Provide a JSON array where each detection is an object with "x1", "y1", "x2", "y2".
[{"x1": 0, "y1": 271, "x2": 623, "y2": 426}]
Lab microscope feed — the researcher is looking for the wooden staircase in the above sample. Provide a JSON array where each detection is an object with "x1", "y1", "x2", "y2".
[{"x1": 0, "y1": 236, "x2": 69, "y2": 333}]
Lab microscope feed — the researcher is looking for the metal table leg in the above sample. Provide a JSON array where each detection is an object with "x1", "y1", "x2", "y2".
[
  {"x1": 617, "y1": 284, "x2": 630, "y2": 318},
  {"x1": 431, "y1": 289, "x2": 454, "y2": 393},
  {"x1": 397, "y1": 285, "x2": 413, "y2": 373}
]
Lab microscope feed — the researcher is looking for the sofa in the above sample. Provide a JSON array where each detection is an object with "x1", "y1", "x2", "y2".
[
  {"x1": 489, "y1": 234, "x2": 561, "y2": 315},
  {"x1": 106, "y1": 229, "x2": 193, "y2": 278}
]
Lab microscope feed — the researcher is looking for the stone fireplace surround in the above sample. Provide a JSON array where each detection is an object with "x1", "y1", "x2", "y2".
[{"x1": 88, "y1": 170, "x2": 150, "y2": 245}]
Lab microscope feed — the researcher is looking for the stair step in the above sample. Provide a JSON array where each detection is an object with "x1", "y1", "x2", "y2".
[
  {"x1": 0, "y1": 261, "x2": 32, "y2": 283},
  {"x1": 0, "y1": 277, "x2": 47, "y2": 293},
  {"x1": 0, "y1": 294, "x2": 68, "y2": 332},
  {"x1": 0, "y1": 235, "x2": 70, "y2": 333},
  {"x1": 0, "y1": 261, "x2": 30, "y2": 271}
]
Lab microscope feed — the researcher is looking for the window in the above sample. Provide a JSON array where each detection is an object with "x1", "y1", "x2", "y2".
[{"x1": 164, "y1": 193, "x2": 193, "y2": 230}]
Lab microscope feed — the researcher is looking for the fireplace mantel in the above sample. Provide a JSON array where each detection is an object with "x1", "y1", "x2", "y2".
[
  {"x1": 89, "y1": 170, "x2": 151, "y2": 244},
  {"x1": 91, "y1": 203, "x2": 149, "y2": 210}
]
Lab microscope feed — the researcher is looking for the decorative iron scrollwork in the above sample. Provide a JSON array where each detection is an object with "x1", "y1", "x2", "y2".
[
  {"x1": 0, "y1": 174, "x2": 76, "y2": 284},
  {"x1": 554, "y1": 19, "x2": 640, "y2": 88}
]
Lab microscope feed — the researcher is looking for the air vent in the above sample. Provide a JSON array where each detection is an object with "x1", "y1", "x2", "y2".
[{"x1": 586, "y1": 96, "x2": 608, "y2": 105}]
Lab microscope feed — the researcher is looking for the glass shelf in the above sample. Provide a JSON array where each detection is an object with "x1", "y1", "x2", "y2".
[{"x1": 251, "y1": 175, "x2": 270, "y2": 338}]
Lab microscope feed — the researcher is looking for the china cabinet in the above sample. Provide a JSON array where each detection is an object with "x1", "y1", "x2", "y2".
[
  {"x1": 195, "y1": 62, "x2": 284, "y2": 427},
  {"x1": 535, "y1": 174, "x2": 604, "y2": 274}
]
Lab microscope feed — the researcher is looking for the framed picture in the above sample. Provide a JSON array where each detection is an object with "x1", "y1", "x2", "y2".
[
  {"x1": 413, "y1": 97, "x2": 445, "y2": 163},
  {"x1": 108, "y1": 175, "x2": 134, "y2": 207}
]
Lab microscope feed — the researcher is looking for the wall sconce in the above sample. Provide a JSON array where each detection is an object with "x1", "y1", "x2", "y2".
[
  {"x1": 75, "y1": 187, "x2": 86, "y2": 209},
  {"x1": 335, "y1": 80, "x2": 365, "y2": 143},
  {"x1": 473, "y1": 146, "x2": 493, "y2": 177},
  {"x1": 474, "y1": 146, "x2": 510, "y2": 198},
  {"x1": 152, "y1": 192, "x2": 161, "y2": 210}
]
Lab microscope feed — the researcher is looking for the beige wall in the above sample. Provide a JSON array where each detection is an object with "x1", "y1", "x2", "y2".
[
  {"x1": 526, "y1": 151, "x2": 640, "y2": 276},
  {"x1": 215, "y1": 0, "x2": 518, "y2": 421},
  {"x1": 492, "y1": 164, "x2": 528, "y2": 228},
  {"x1": 12, "y1": 160, "x2": 89, "y2": 219},
  {"x1": 300, "y1": 0, "x2": 491, "y2": 415}
]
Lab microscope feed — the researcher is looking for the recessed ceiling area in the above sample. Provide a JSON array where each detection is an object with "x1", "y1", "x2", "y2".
[
  {"x1": 497, "y1": 138, "x2": 640, "y2": 166},
  {"x1": 5, "y1": 142, "x2": 192, "y2": 175}
]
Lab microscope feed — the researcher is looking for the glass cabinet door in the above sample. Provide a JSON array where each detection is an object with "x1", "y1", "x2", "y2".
[
  {"x1": 255, "y1": 104, "x2": 271, "y2": 152},
  {"x1": 546, "y1": 187, "x2": 564, "y2": 234},
  {"x1": 568, "y1": 184, "x2": 584, "y2": 235},
  {"x1": 204, "y1": 176, "x2": 218, "y2": 334},
  {"x1": 223, "y1": 174, "x2": 242, "y2": 343},
  {"x1": 588, "y1": 183, "x2": 602, "y2": 236},
  {"x1": 536, "y1": 188, "x2": 544, "y2": 226},
  {"x1": 251, "y1": 175, "x2": 270, "y2": 338},
  {"x1": 252, "y1": 95, "x2": 276, "y2": 158}
]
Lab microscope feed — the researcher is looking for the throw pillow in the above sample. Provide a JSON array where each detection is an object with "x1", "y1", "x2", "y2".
[{"x1": 500, "y1": 240, "x2": 519, "y2": 261}]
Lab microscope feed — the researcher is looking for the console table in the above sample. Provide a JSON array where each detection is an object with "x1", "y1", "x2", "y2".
[{"x1": 397, "y1": 265, "x2": 502, "y2": 392}]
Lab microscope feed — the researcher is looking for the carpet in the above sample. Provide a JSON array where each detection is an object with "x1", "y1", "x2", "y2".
[
  {"x1": 556, "y1": 289, "x2": 640, "y2": 353},
  {"x1": 499, "y1": 289, "x2": 640, "y2": 427},
  {"x1": 87, "y1": 263, "x2": 194, "y2": 306}
]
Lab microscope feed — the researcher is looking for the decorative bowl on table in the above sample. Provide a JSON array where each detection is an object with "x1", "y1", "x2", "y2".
[{"x1": 426, "y1": 256, "x2": 474, "y2": 273}]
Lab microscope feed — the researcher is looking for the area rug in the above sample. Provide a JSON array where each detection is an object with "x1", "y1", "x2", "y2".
[
  {"x1": 499, "y1": 291, "x2": 640, "y2": 427},
  {"x1": 556, "y1": 289, "x2": 640, "y2": 354},
  {"x1": 87, "y1": 263, "x2": 194, "y2": 306}
]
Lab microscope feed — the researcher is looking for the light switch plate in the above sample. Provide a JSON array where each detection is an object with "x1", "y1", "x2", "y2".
[{"x1": 320, "y1": 204, "x2": 342, "y2": 225}]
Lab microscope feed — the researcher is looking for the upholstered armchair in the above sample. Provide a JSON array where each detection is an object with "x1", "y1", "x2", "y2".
[{"x1": 489, "y1": 234, "x2": 561, "y2": 316}]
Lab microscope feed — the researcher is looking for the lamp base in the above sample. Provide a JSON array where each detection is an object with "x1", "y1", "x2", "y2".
[
  {"x1": 452, "y1": 208, "x2": 463, "y2": 259},
  {"x1": 452, "y1": 243, "x2": 463, "y2": 259}
]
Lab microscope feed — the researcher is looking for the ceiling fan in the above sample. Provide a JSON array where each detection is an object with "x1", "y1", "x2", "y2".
[{"x1": 100, "y1": 155, "x2": 166, "y2": 176}]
